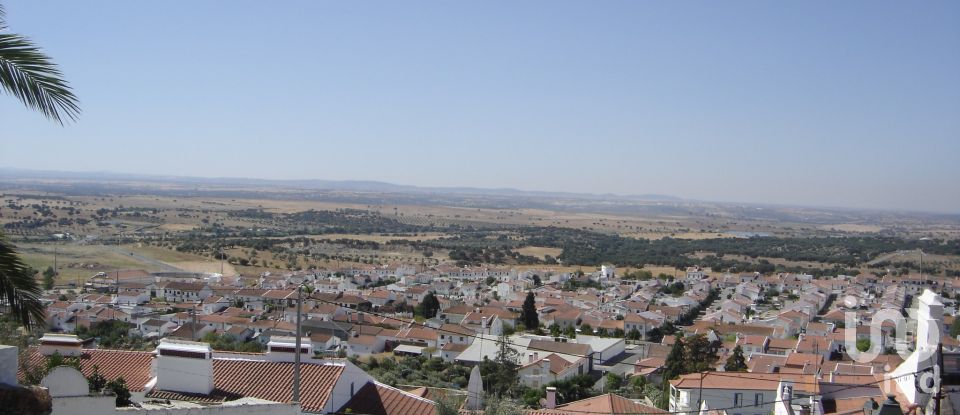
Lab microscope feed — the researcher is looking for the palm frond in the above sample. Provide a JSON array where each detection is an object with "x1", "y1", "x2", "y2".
[
  {"x1": 0, "y1": 232, "x2": 45, "y2": 330},
  {"x1": 0, "y1": 31, "x2": 80, "y2": 124}
]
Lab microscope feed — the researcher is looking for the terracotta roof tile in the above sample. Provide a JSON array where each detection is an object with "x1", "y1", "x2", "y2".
[
  {"x1": 339, "y1": 381, "x2": 436, "y2": 415},
  {"x1": 19, "y1": 348, "x2": 154, "y2": 392},
  {"x1": 528, "y1": 393, "x2": 667, "y2": 415},
  {"x1": 150, "y1": 359, "x2": 346, "y2": 413}
]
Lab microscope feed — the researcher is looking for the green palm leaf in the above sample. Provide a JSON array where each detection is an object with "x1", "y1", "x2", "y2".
[
  {"x1": 0, "y1": 4, "x2": 79, "y2": 124},
  {"x1": 0, "y1": 232, "x2": 45, "y2": 330}
]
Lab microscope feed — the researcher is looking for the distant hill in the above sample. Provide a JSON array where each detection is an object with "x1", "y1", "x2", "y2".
[{"x1": 0, "y1": 167, "x2": 683, "y2": 202}]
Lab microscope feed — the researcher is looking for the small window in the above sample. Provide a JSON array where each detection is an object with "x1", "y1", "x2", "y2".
[
  {"x1": 755, "y1": 393, "x2": 763, "y2": 406},
  {"x1": 734, "y1": 393, "x2": 743, "y2": 407}
]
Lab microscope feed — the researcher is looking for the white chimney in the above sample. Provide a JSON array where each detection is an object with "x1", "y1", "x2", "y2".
[
  {"x1": 775, "y1": 381, "x2": 794, "y2": 415},
  {"x1": 545, "y1": 386, "x2": 557, "y2": 409},
  {"x1": 38, "y1": 333, "x2": 82, "y2": 357},
  {"x1": 267, "y1": 336, "x2": 314, "y2": 362},
  {"x1": 155, "y1": 339, "x2": 213, "y2": 395}
]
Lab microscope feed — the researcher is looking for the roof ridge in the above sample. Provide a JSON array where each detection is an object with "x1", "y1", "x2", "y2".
[{"x1": 372, "y1": 381, "x2": 437, "y2": 405}]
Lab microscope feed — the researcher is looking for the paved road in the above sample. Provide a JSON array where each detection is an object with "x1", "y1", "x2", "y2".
[{"x1": 104, "y1": 245, "x2": 184, "y2": 272}]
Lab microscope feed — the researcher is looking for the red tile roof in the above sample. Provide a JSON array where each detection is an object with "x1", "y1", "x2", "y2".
[
  {"x1": 528, "y1": 393, "x2": 667, "y2": 415},
  {"x1": 19, "y1": 348, "x2": 154, "y2": 391},
  {"x1": 339, "y1": 381, "x2": 436, "y2": 415},
  {"x1": 150, "y1": 359, "x2": 346, "y2": 413},
  {"x1": 213, "y1": 359, "x2": 345, "y2": 413}
]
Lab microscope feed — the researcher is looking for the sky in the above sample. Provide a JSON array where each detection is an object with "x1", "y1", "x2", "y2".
[{"x1": 1, "y1": 1, "x2": 958, "y2": 213}]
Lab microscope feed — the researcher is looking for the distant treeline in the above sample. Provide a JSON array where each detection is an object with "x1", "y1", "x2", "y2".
[
  {"x1": 521, "y1": 226, "x2": 960, "y2": 269},
  {"x1": 159, "y1": 209, "x2": 960, "y2": 276},
  {"x1": 226, "y1": 208, "x2": 478, "y2": 234}
]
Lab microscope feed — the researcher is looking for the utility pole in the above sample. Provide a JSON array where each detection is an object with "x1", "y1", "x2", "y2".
[
  {"x1": 293, "y1": 284, "x2": 304, "y2": 404},
  {"x1": 697, "y1": 371, "x2": 705, "y2": 411},
  {"x1": 190, "y1": 300, "x2": 203, "y2": 341}
]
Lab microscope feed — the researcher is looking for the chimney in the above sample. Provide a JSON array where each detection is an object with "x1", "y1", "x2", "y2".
[
  {"x1": 267, "y1": 336, "x2": 314, "y2": 362},
  {"x1": 542, "y1": 358, "x2": 551, "y2": 378},
  {"x1": 528, "y1": 353, "x2": 534, "y2": 363},
  {"x1": 38, "y1": 333, "x2": 83, "y2": 357},
  {"x1": 155, "y1": 339, "x2": 214, "y2": 395},
  {"x1": 775, "y1": 381, "x2": 794, "y2": 415},
  {"x1": 545, "y1": 386, "x2": 557, "y2": 409}
]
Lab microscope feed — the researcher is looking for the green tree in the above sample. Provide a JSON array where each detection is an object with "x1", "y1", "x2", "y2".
[
  {"x1": 520, "y1": 291, "x2": 539, "y2": 330},
  {"x1": 548, "y1": 374, "x2": 597, "y2": 404},
  {"x1": 856, "y1": 338, "x2": 871, "y2": 353},
  {"x1": 605, "y1": 372, "x2": 623, "y2": 391},
  {"x1": 87, "y1": 365, "x2": 107, "y2": 392},
  {"x1": 42, "y1": 266, "x2": 55, "y2": 290},
  {"x1": 0, "y1": 4, "x2": 80, "y2": 123},
  {"x1": 532, "y1": 275, "x2": 542, "y2": 287},
  {"x1": 627, "y1": 328, "x2": 642, "y2": 340},
  {"x1": 724, "y1": 345, "x2": 748, "y2": 372},
  {"x1": 683, "y1": 334, "x2": 718, "y2": 373},
  {"x1": 549, "y1": 323, "x2": 561, "y2": 337},
  {"x1": 0, "y1": 235, "x2": 45, "y2": 330},
  {"x1": 480, "y1": 333, "x2": 522, "y2": 397},
  {"x1": 107, "y1": 377, "x2": 132, "y2": 407},
  {"x1": 483, "y1": 394, "x2": 524, "y2": 415},
  {"x1": 579, "y1": 323, "x2": 593, "y2": 335},
  {"x1": 0, "y1": 4, "x2": 80, "y2": 330},
  {"x1": 417, "y1": 292, "x2": 441, "y2": 319},
  {"x1": 663, "y1": 335, "x2": 685, "y2": 381}
]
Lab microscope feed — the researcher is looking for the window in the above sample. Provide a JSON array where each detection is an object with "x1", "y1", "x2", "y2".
[
  {"x1": 734, "y1": 393, "x2": 743, "y2": 407},
  {"x1": 755, "y1": 393, "x2": 763, "y2": 406}
]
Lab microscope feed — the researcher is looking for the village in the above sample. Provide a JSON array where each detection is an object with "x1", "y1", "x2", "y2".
[{"x1": 4, "y1": 260, "x2": 960, "y2": 415}]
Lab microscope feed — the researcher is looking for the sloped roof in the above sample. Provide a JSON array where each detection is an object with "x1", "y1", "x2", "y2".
[
  {"x1": 528, "y1": 393, "x2": 667, "y2": 415},
  {"x1": 19, "y1": 348, "x2": 154, "y2": 392},
  {"x1": 528, "y1": 339, "x2": 591, "y2": 356},
  {"x1": 147, "y1": 359, "x2": 346, "y2": 414},
  {"x1": 222, "y1": 359, "x2": 342, "y2": 413},
  {"x1": 339, "y1": 382, "x2": 436, "y2": 415}
]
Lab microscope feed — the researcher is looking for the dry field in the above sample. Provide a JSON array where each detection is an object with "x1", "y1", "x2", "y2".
[
  {"x1": 512, "y1": 246, "x2": 563, "y2": 260},
  {"x1": 303, "y1": 233, "x2": 452, "y2": 243},
  {"x1": 14, "y1": 243, "x2": 154, "y2": 283}
]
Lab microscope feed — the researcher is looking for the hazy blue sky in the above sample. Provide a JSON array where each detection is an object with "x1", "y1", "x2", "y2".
[{"x1": 1, "y1": 1, "x2": 958, "y2": 213}]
